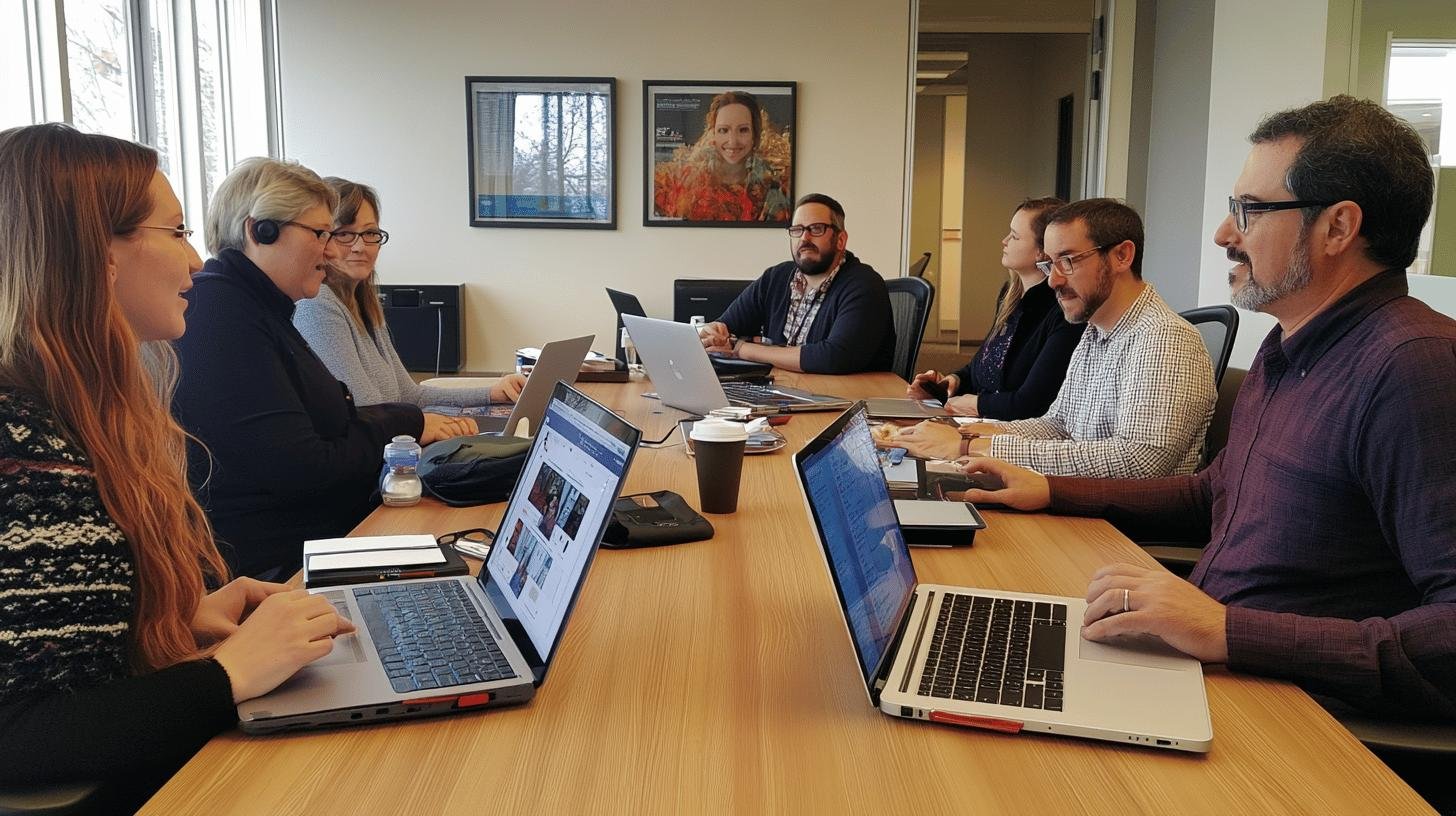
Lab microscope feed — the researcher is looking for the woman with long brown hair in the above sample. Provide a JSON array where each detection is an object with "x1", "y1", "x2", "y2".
[
  {"x1": 0, "y1": 123, "x2": 353, "y2": 812},
  {"x1": 292, "y1": 177, "x2": 525, "y2": 414},
  {"x1": 907, "y1": 196, "x2": 1083, "y2": 419}
]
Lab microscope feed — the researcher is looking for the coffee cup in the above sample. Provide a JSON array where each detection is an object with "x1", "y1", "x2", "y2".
[{"x1": 690, "y1": 417, "x2": 749, "y2": 513}]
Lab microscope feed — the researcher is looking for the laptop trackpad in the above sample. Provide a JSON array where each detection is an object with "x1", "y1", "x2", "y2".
[
  {"x1": 1079, "y1": 633, "x2": 1190, "y2": 671},
  {"x1": 308, "y1": 591, "x2": 367, "y2": 667}
]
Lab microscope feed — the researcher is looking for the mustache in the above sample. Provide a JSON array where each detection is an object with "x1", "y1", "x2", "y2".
[{"x1": 1227, "y1": 247, "x2": 1250, "y2": 265}]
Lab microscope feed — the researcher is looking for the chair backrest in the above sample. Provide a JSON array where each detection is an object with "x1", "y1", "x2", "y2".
[
  {"x1": 907, "y1": 252, "x2": 932, "y2": 279},
  {"x1": 672, "y1": 278, "x2": 751, "y2": 324},
  {"x1": 1179, "y1": 305, "x2": 1239, "y2": 388},
  {"x1": 605, "y1": 288, "x2": 647, "y2": 363},
  {"x1": 0, "y1": 781, "x2": 99, "y2": 816},
  {"x1": 885, "y1": 276, "x2": 935, "y2": 382}
]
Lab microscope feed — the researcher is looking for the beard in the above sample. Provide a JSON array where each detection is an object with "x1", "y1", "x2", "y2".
[
  {"x1": 1054, "y1": 259, "x2": 1115, "y2": 324},
  {"x1": 794, "y1": 244, "x2": 837, "y2": 276},
  {"x1": 1229, "y1": 239, "x2": 1313, "y2": 311}
]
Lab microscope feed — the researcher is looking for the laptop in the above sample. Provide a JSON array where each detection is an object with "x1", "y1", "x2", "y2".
[
  {"x1": 607, "y1": 287, "x2": 771, "y2": 380},
  {"x1": 238, "y1": 382, "x2": 641, "y2": 734},
  {"x1": 474, "y1": 334, "x2": 595, "y2": 437},
  {"x1": 795, "y1": 402, "x2": 1213, "y2": 752},
  {"x1": 621, "y1": 313, "x2": 852, "y2": 417}
]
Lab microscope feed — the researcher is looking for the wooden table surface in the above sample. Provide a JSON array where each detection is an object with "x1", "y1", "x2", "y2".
[{"x1": 142, "y1": 371, "x2": 1432, "y2": 814}]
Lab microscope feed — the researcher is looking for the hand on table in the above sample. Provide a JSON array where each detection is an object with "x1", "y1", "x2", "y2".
[
  {"x1": 1081, "y1": 563, "x2": 1229, "y2": 663},
  {"x1": 421, "y1": 413, "x2": 476, "y2": 444},
  {"x1": 699, "y1": 321, "x2": 731, "y2": 349},
  {"x1": 955, "y1": 455, "x2": 1050, "y2": 510},
  {"x1": 872, "y1": 420, "x2": 962, "y2": 460}
]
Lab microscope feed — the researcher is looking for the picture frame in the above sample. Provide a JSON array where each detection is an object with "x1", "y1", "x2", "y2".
[
  {"x1": 643, "y1": 80, "x2": 796, "y2": 228},
  {"x1": 465, "y1": 76, "x2": 616, "y2": 229}
]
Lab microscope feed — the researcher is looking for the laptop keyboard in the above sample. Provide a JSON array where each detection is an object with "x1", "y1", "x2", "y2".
[
  {"x1": 722, "y1": 382, "x2": 790, "y2": 405},
  {"x1": 917, "y1": 593, "x2": 1068, "y2": 711},
  {"x1": 353, "y1": 582, "x2": 517, "y2": 694}
]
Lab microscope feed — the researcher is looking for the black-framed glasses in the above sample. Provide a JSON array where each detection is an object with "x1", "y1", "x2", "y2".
[
  {"x1": 135, "y1": 224, "x2": 196, "y2": 240},
  {"x1": 1227, "y1": 196, "x2": 1336, "y2": 233},
  {"x1": 787, "y1": 222, "x2": 837, "y2": 239},
  {"x1": 1035, "y1": 245, "x2": 1107, "y2": 277},
  {"x1": 331, "y1": 228, "x2": 390, "y2": 246},
  {"x1": 282, "y1": 221, "x2": 339, "y2": 243},
  {"x1": 438, "y1": 527, "x2": 494, "y2": 559}
]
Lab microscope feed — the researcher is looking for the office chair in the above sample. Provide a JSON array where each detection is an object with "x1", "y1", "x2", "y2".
[
  {"x1": 0, "y1": 782, "x2": 99, "y2": 816},
  {"x1": 605, "y1": 288, "x2": 648, "y2": 364},
  {"x1": 1179, "y1": 304, "x2": 1239, "y2": 388},
  {"x1": 1334, "y1": 712, "x2": 1456, "y2": 755},
  {"x1": 1139, "y1": 368, "x2": 1246, "y2": 576},
  {"x1": 885, "y1": 277, "x2": 935, "y2": 383},
  {"x1": 672, "y1": 279, "x2": 751, "y2": 324},
  {"x1": 907, "y1": 252, "x2": 932, "y2": 279}
]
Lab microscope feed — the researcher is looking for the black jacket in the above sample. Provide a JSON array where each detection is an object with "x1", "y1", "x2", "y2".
[
  {"x1": 716, "y1": 250, "x2": 896, "y2": 374},
  {"x1": 953, "y1": 280, "x2": 1084, "y2": 420},
  {"x1": 172, "y1": 249, "x2": 423, "y2": 577}
]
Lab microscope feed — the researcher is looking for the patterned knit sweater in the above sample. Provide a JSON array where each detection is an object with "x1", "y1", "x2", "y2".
[{"x1": 0, "y1": 388, "x2": 236, "y2": 803}]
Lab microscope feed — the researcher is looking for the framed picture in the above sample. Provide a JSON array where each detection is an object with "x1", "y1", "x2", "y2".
[
  {"x1": 465, "y1": 76, "x2": 615, "y2": 229},
  {"x1": 643, "y1": 80, "x2": 795, "y2": 227}
]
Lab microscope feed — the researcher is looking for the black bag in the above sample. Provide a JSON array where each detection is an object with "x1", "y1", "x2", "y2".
[
  {"x1": 602, "y1": 491, "x2": 714, "y2": 549},
  {"x1": 418, "y1": 434, "x2": 532, "y2": 507}
]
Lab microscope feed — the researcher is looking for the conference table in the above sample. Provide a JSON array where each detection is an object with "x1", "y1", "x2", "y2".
[{"x1": 143, "y1": 371, "x2": 1432, "y2": 814}]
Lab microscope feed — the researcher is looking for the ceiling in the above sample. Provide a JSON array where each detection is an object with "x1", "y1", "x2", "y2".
[{"x1": 915, "y1": 0, "x2": 1093, "y2": 94}]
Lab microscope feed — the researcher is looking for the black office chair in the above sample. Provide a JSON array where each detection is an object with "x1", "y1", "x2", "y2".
[
  {"x1": 907, "y1": 252, "x2": 932, "y2": 279},
  {"x1": 0, "y1": 782, "x2": 99, "y2": 816},
  {"x1": 672, "y1": 278, "x2": 751, "y2": 324},
  {"x1": 886, "y1": 277, "x2": 935, "y2": 383},
  {"x1": 605, "y1": 287, "x2": 647, "y2": 364},
  {"x1": 1179, "y1": 304, "x2": 1239, "y2": 388}
]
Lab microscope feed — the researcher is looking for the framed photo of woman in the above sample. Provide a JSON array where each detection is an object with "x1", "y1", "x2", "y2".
[{"x1": 643, "y1": 80, "x2": 795, "y2": 228}]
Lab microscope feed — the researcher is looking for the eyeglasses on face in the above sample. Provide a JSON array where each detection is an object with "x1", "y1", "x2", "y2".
[
  {"x1": 1035, "y1": 245, "x2": 1107, "y2": 277},
  {"x1": 331, "y1": 228, "x2": 391, "y2": 246},
  {"x1": 1226, "y1": 196, "x2": 1336, "y2": 233},
  {"x1": 281, "y1": 221, "x2": 341, "y2": 243},
  {"x1": 135, "y1": 224, "x2": 196, "y2": 240},
  {"x1": 787, "y1": 222, "x2": 837, "y2": 239}
]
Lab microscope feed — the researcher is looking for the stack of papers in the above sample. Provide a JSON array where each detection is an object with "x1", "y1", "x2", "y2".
[{"x1": 304, "y1": 535, "x2": 445, "y2": 573}]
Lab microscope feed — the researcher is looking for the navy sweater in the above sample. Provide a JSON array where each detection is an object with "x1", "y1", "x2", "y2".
[
  {"x1": 172, "y1": 249, "x2": 423, "y2": 577},
  {"x1": 952, "y1": 280, "x2": 1085, "y2": 420},
  {"x1": 716, "y1": 251, "x2": 896, "y2": 374}
]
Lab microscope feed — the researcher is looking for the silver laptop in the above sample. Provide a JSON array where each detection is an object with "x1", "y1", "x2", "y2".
[
  {"x1": 238, "y1": 382, "x2": 641, "y2": 734},
  {"x1": 795, "y1": 403, "x2": 1212, "y2": 752},
  {"x1": 621, "y1": 313, "x2": 851, "y2": 417},
  {"x1": 480, "y1": 335, "x2": 595, "y2": 437}
]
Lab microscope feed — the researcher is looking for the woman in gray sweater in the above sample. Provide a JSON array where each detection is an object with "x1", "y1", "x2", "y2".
[{"x1": 293, "y1": 178, "x2": 525, "y2": 414}]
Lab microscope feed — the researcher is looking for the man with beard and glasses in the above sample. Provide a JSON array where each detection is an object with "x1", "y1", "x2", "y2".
[
  {"x1": 941, "y1": 97, "x2": 1456, "y2": 784},
  {"x1": 883, "y1": 198, "x2": 1216, "y2": 479},
  {"x1": 698, "y1": 193, "x2": 895, "y2": 373}
]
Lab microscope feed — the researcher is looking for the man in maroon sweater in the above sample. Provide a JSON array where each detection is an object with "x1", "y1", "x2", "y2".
[{"x1": 960, "y1": 96, "x2": 1456, "y2": 726}]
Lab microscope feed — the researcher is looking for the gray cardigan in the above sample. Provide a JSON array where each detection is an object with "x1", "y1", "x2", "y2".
[{"x1": 293, "y1": 286, "x2": 493, "y2": 408}]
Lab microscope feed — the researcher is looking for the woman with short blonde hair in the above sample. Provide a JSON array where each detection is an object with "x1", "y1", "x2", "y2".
[{"x1": 173, "y1": 158, "x2": 471, "y2": 580}]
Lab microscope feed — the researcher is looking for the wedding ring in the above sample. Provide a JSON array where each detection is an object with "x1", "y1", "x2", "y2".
[{"x1": 1122, "y1": 588, "x2": 1130, "y2": 614}]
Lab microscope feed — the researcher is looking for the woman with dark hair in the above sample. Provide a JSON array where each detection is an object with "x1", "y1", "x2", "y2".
[
  {"x1": 652, "y1": 90, "x2": 792, "y2": 222},
  {"x1": 293, "y1": 177, "x2": 525, "y2": 415},
  {"x1": 908, "y1": 196, "x2": 1083, "y2": 420},
  {"x1": 0, "y1": 123, "x2": 353, "y2": 812}
]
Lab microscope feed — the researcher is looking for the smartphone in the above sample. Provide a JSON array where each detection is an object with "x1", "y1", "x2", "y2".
[{"x1": 919, "y1": 377, "x2": 949, "y2": 405}]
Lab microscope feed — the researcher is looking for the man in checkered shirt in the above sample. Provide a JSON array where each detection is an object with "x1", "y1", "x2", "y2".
[{"x1": 888, "y1": 199, "x2": 1216, "y2": 479}]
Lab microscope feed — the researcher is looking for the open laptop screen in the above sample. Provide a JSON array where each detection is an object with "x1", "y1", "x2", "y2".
[
  {"x1": 797, "y1": 405, "x2": 917, "y2": 684},
  {"x1": 484, "y1": 383, "x2": 639, "y2": 677}
]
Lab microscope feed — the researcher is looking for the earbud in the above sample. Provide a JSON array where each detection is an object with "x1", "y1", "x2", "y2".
[{"x1": 251, "y1": 219, "x2": 280, "y2": 245}]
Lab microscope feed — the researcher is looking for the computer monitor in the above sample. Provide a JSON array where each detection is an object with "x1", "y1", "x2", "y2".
[{"x1": 672, "y1": 278, "x2": 751, "y2": 324}]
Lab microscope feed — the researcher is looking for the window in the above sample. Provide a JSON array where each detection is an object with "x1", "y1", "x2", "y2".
[
  {"x1": 3, "y1": 0, "x2": 279, "y2": 252},
  {"x1": 1385, "y1": 41, "x2": 1455, "y2": 276}
]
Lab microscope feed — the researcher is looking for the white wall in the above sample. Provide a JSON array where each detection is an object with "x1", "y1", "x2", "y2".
[
  {"x1": 1197, "y1": 0, "x2": 1332, "y2": 367},
  {"x1": 277, "y1": 0, "x2": 912, "y2": 371}
]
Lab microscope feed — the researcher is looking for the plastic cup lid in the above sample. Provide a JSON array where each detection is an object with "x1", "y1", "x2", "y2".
[{"x1": 690, "y1": 417, "x2": 749, "y2": 442}]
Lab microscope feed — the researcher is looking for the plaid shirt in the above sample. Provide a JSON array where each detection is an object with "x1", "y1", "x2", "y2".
[
  {"x1": 782, "y1": 256, "x2": 843, "y2": 346},
  {"x1": 990, "y1": 284, "x2": 1215, "y2": 478}
]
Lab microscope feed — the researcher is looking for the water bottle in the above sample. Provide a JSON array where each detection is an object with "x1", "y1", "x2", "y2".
[{"x1": 380, "y1": 435, "x2": 423, "y2": 507}]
